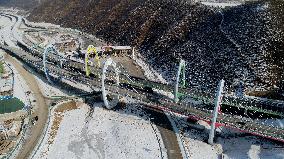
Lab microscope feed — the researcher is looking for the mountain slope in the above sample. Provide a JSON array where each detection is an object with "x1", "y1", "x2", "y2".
[{"x1": 28, "y1": 0, "x2": 284, "y2": 97}]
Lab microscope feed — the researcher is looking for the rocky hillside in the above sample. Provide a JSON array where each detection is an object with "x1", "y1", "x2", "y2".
[{"x1": 28, "y1": 0, "x2": 284, "y2": 97}]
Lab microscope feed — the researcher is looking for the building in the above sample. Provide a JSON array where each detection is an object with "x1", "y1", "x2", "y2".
[{"x1": 95, "y1": 46, "x2": 134, "y2": 57}]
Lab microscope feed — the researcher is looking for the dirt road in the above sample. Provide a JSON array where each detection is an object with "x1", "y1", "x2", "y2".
[
  {"x1": 127, "y1": 56, "x2": 183, "y2": 159},
  {"x1": 6, "y1": 55, "x2": 49, "y2": 159}
]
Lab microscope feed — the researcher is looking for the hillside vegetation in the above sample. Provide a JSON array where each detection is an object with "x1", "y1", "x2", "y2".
[{"x1": 28, "y1": 0, "x2": 284, "y2": 97}]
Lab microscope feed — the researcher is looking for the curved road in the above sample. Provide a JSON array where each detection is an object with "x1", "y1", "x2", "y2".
[
  {"x1": 0, "y1": 13, "x2": 49, "y2": 159},
  {"x1": 6, "y1": 55, "x2": 49, "y2": 159}
]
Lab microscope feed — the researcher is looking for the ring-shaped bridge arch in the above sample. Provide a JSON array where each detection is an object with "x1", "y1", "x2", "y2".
[
  {"x1": 85, "y1": 45, "x2": 100, "y2": 77},
  {"x1": 43, "y1": 44, "x2": 65, "y2": 84},
  {"x1": 101, "y1": 58, "x2": 120, "y2": 109}
]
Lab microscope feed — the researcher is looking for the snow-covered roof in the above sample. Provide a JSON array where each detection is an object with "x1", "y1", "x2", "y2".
[
  {"x1": 82, "y1": 46, "x2": 132, "y2": 53},
  {"x1": 111, "y1": 46, "x2": 132, "y2": 50},
  {"x1": 97, "y1": 46, "x2": 131, "y2": 51}
]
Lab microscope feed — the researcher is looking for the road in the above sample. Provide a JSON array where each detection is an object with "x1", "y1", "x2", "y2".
[
  {"x1": 0, "y1": 13, "x2": 49, "y2": 159},
  {"x1": 6, "y1": 55, "x2": 49, "y2": 159}
]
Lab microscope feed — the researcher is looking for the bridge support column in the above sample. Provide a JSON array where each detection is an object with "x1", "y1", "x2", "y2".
[
  {"x1": 131, "y1": 47, "x2": 135, "y2": 59},
  {"x1": 208, "y1": 79, "x2": 225, "y2": 145},
  {"x1": 174, "y1": 59, "x2": 186, "y2": 103}
]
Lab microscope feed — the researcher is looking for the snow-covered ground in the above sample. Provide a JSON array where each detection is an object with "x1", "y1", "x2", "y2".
[
  {"x1": 200, "y1": 1, "x2": 243, "y2": 8},
  {"x1": 167, "y1": 111, "x2": 284, "y2": 159},
  {"x1": 33, "y1": 74, "x2": 68, "y2": 98},
  {"x1": 0, "y1": 9, "x2": 283, "y2": 159},
  {"x1": 33, "y1": 71, "x2": 95, "y2": 98},
  {"x1": 6, "y1": 61, "x2": 35, "y2": 108},
  {"x1": 31, "y1": 102, "x2": 167, "y2": 159},
  {"x1": 219, "y1": 136, "x2": 284, "y2": 159},
  {"x1": 133, "y1": 52, "x2": 167, "y2": 84},
  {"x1": 0, "y1": 15, "x2": 17, "y2": 48},
  {"x1": 0, "y1": 16, "x2": 11, "y2": 44},
  {"x1": 135, "y1": 49, "x2": 284, "y2": 159},
  {"x1": 30, "y1": 60, "x2": 169, "y2": 159},
  {"x1": 22, "y1": 17, "x2": 60, "y2": 29}
]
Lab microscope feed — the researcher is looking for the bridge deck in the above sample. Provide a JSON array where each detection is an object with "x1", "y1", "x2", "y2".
[{"x1": 1, "y1": 44, "x2": 284, "y2": 142}]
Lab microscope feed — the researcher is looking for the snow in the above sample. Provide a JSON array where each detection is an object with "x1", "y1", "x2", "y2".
[
  {"x1": 167, "y1": 112, "x2": 284, "y2": 159},
  {"x1": 0, "y1": 15, "x2": 18, "y2": 48},
  {"x1": 33, "y1": 74, "x2": 68, "y2": 98},
  {"x1": 135, "y1": 50, "x2": 284, "y2": 159},
  {"x1": 6, "y1": 61, "x2": 35, "y2": 107},
  {"x1": 0, "y1": 12, "x2": 29, "y2": 50},
  {"x1": 200, "y1": 2, "x2": 242, "y2": 8},
  {"x1": 133, "y1": 52, "x2": 167, "y2": 84},
  {"x1": 218, "y1": 135, "x2": 284, "y2": 159},
  {"x1": 32, "y1": 102, "x2": 167, "y2": 159},
  {"x1": 0, "y1": 8, "x2": 282, "y2": 159},
  {"x1": 259, "y1": 119, "x2": 284, "y2": 129},
  {"x1": 24, "y1": 34, "x2": 40, "y2": 45},
  {"x1": 22, "y1": 17, "x2": 60, "y2": 29}
]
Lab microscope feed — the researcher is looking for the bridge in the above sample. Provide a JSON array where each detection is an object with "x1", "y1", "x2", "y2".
[
  {"x1": 0, "y1": 11, "x2": 283, "y2": 143},
  {"x1": 1, "y1": 37, "x2": 284, "y2": 144}
]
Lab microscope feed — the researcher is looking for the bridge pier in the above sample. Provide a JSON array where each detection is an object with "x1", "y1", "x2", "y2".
[
  {"x1": 174, "y1": 59, "x2": 186, "y2": 103},
  {"x1": 208, "y1": 79, "x2": 225, "y2": 145}
]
